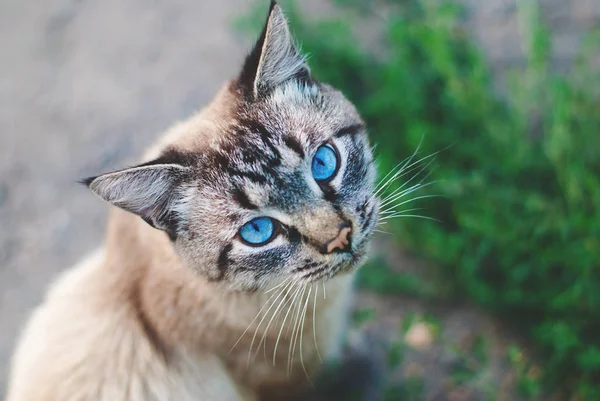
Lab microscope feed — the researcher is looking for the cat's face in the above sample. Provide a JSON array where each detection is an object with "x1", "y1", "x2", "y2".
[
  {"x1": 175, "y1": 81, "x2": 378, "y2": 290},
  {"x1": 85, "y1": 3, "x2": 379, "y2": 291}
]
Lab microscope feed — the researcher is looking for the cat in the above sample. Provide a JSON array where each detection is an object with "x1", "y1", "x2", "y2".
[{"x1": 5, "y1": 2, "x2": 381, "y2": 400}]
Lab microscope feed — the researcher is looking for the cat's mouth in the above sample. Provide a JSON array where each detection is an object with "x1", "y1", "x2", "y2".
[{"x1": 299, "y1": 236, "x2": 371, "y2": 283}]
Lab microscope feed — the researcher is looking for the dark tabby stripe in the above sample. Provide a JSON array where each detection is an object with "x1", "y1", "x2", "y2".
[
  {"x1": 230, "y1": 169, "x2": 268, "y2": 184},
  {"x1": 216, "y1": 243, "x2": 233, "y2": 281},
  {"x1": 335, "y1": 124, "x2": 364, "y2": 138},
  {"x1": 320, "y1": 184, "x2": 339, "y2": 204},
  {"x1": 212, "y1": 147, "x2": 269, "y2": 183},
  {"x1": 293, "y1": 261, "x2": 320, "y2": 273},
  {"x1": 242, "y1": 120, "x2": 282, "y2": 168},
  {"x1": 233, "y1": 188, "x2": 258, "y2": 210},
  {"x1": 282, "y1": 225, "x2": 304, "y2": 245},
  {"x1": 283, "y1": 136, "x2": 305, "y2": 158}
]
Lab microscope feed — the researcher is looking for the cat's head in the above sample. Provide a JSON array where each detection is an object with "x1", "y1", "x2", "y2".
[{"x1": 85, "y1": 2, "x2": 379, "y2": 291}]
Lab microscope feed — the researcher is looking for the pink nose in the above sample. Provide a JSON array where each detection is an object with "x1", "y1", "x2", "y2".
[{"x1": 324, "y1": 226, "x2": 352, "y2": 254}]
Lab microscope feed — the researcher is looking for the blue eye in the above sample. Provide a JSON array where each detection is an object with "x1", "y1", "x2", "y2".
[
  {"x1": 312, "y1": 143, "x2": 339, "y2": 182},
  {"x1": 239, "y1": 217, "x2": 276, "y2": 246}
]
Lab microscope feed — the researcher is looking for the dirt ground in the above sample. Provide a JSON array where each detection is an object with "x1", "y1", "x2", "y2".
[
  {"x1": 0, "y1": 0, "x2": 250, "y2": 393},
  {"x1": 1, "y1": 0, "x2": 598, "y2": 398}
]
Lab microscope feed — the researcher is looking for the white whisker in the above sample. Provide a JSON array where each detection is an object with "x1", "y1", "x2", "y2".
[
  {"x1": 373, "y1": 134, "x2": 424, "y2": 196},
  {"x1": 298, "y1": 286, "x2": 313, "y2": 384},
  {"x1": 246, "y1": 279, "x2": 295, "y2": 366},
  {"x1": 256, "y1": 279, "x2": 298, "y2": 362},
  {"x1": 229, "y1": 277, "x2": 292, "y2": 354},
  {"x1": 379, "y1": 180, "x2": 439, "y2": 209},
  {"x1": 373, "y1": 155, "x2": 426, "y2": 198},
  {"x1": 379, "y1": 207, "x2": 423, "y2": 216},
  {"x1": 375, "y1": 148, "x2": 437, "y2": 200},
  {"x1": 288, "y1": 285, "x2": 307, "y2": 375},
  {"x1": 379, "y1": 155, "x2": 437, "y2": 205},
  {"x1": 373, "y1": 157, "x2": 414, "y2": 196},
  {"x1": 381, "y1": 194, "x2": 440, "y2": 213},
  {"x1": 379, "y1": 214, "x2": 441, "y2": 223},
  {"x1": 272, "y1": 283, "x2": 304, "y2": 366},
  {"x1": 378, "y1": 208, "x2": 424, "y2": 221},
  {"x1": 265, "y1": 276, "x2": 293, "y2": 294},
  {"x1": 312, "y1": 284, "x2": 322, "y2": 363}
]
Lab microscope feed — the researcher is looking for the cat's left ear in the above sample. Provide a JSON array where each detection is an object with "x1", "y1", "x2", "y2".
[
  {"x1": 82, "y1": 163, "x2": 192, "y2": 238},
  {"x1": 238, "y1": 1, "x2": 310, "y2": 98}
]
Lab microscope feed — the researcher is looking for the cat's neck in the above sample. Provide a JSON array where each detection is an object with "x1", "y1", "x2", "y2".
[{"x1": 103, "y1": 208, "x2": 257, "y2": 350}]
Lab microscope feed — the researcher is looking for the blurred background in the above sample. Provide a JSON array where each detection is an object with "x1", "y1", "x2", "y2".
[{"x1": 1, "y1": 0, "x2": 598, "y2": 400}]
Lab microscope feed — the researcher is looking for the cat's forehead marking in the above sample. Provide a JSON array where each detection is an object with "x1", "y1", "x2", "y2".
[
  {"x1": 195, "y1": 85, "x2": 358, "y2": 211},
  {"x1": 176, "y1": 80, "x2": 366, "y2": 216},
  {"x1": 209, "y1": 120, "x2": 312, "y2": 212}
]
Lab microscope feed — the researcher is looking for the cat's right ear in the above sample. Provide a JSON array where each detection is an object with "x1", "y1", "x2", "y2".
[
  {"x1": 238, "y1": 1, "x2": 310, "y2": 98},
  {"x1": 82, "y1": 163, "x2": 192, "y2": 238}
]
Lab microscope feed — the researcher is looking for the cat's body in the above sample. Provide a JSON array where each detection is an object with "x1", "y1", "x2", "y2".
[
  {"x1": 7, "y1": 210, "x2": 353, "y2": 401},
  {"x1": 6, "y1": 3, "x2": 379, "y2": 400}
]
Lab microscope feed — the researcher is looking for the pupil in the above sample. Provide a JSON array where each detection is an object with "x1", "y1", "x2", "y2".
[
  {"x1": 251, "y1": 223, "x2": 259, "y2": 232},
  {"x1": 317, "y1": 158, "x2": 325, "y2": 166}
]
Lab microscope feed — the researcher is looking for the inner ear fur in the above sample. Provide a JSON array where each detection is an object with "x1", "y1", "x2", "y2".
[{"x1": 238, "y1": 1, "x2": 310, "y2": 98}]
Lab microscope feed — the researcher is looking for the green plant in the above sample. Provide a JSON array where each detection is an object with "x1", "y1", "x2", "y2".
[
  {"x1": 357, "y1": 258, "x2": 439, "y2": 300},
  {"x1": 240, "y1": 0, "x2": 600, "y2": 398},
  {"x1": 508, "y1": 345, "x2": 543, "y2": 399},
  {"x1": 383, "y1": 377, "x2": 425, "y2": 401},
  {"x1": 351, "y1": 307, "x2": 377, "y2": 326}
]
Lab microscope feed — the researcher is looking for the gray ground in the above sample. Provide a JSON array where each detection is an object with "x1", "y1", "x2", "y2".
[
  {"x1": 0, "y1": 0, "x2": 249, "y2": 393},
  {"x1": 1, "y1": 0, "x2": 598, "y2": 398}
]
